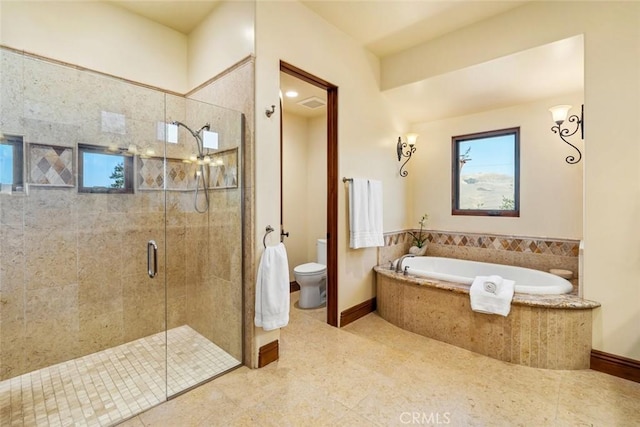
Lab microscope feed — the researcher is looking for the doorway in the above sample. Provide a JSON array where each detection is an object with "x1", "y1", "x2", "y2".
[{"x1": 279, "y1": 61, "x2": 338, "y2": 326}]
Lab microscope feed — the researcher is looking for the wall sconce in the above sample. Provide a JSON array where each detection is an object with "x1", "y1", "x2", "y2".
[
  {"x1": 549, "y1": 104, "x2": 584, "y2": 164},
  {"x1": 397, "y1": 133, "x2": 418, "y2": 177}
]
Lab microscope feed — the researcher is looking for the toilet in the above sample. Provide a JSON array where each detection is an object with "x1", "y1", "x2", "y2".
[{"x1": 294, "y1": 239, "x2": 327, "y2": 309}]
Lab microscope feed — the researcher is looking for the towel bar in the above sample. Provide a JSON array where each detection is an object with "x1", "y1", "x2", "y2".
[{"x1": 263, "y1": 225, "x2": 274, "y2": 248}]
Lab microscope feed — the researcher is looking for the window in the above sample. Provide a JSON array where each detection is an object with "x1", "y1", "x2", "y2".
[
  {"x1": 0, "y1": 135, "x2": 24, "y2": 191},
  {"x1": 78, "y1": 144, "x2": 133, "y2": 193},
  {"x1": 452, "y1": 127, "x2": 519, "y2": 217}
]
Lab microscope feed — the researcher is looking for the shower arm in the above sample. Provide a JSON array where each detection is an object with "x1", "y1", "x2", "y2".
[{"x1": 171, "y1": 121, "x2": 210, "y2": 157}]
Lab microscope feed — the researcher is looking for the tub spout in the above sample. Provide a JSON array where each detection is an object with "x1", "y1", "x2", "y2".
[{"x1": 395, "y1": 254, "x2": 415, "y2": 273}]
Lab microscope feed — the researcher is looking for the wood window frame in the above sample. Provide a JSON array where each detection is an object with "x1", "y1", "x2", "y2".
[
  {"x1": 78, "y1": 144, "x2": 134, "y2": 194},
  {"x1": 0, "y1": 135, "x2": 24, "y2": 191},
  {"x1": 451, "y1": 127, "x2": 520, "y2": 217}
]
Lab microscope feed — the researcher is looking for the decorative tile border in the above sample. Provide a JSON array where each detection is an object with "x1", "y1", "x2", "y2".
[
  {"x1": 136, "y1": 150, "x2": 238, "y2": 191},
  {"x1": 137, "y1": 157, "x2": 197, "y2": 191},
  {"x1": 384, "y1": 230, "x2": 580, "y2": 258},
  {"x1": 209, "y1": 148, "x2": 238, "y2": 189},
  {"x1": 28, "y1": 143, "x2": 74, "y2": 186}
]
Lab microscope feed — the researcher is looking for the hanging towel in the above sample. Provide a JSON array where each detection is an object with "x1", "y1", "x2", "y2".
[
  {"x1": 349, "y1": 178, "x2": 384, "y2": 249},
  {"x1": 470, "y1": 275, "x2": 515, "y2": 316},
  {"x1": 254, "y1": 243, "x2": 290, "y2": 331}
]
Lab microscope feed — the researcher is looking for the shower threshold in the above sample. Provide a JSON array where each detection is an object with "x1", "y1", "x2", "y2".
[{"x1": 0, "y1": 325, "x2": 240, "y2": 426}]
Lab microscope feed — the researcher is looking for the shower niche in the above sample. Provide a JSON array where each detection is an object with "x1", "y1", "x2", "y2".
[{"x1": 0, "y1": 48, "x2": 244, "y2": 425}]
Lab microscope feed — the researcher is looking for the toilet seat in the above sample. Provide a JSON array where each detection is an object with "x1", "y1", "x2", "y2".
[{"x1": 294, "y1": 262, "x2": 326, "y2": 276}]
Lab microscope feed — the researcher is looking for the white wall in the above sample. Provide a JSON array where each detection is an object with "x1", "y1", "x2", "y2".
[
  {"x1": 307, "y1": 115, "x2": 327, "y2": 256},
  {"x1": 282, "y1": 112, "x2": 328, "y2": 278},
  {"x1": 0, "y1": 1, "x2": 188, "y2": 92},
  {"x1": 187, "y1": 0, "x2": 254, "y2": 89},
  {"x1": 283, "y1": 112, "x2": 310, "y2": 278},
  {"x1": 255, "y1": 1, "x2": 409, "y2": 327},
  {"x1": 411, "y1": 93, "x2": 583, "y2": 239},
  {"x1": 389, "y1": 1, "x2": 640, "y2": 360},
  {"x1": 1, "y1": 0, "x2": 257, "y2": 94}
]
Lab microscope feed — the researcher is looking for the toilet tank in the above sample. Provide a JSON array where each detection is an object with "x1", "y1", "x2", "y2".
[{"x1": 317, "y1": 239, "x2": 327, "y2": 265}]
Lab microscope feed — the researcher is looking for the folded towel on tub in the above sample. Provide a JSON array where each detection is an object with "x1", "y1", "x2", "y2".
[{"x1": 470, "y1": 275, "x2": 515, "y2": 316}]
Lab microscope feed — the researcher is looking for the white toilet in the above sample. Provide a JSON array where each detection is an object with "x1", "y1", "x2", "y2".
[{"x1": 294, "y1": 239, "x2": 327, "y2": 309}]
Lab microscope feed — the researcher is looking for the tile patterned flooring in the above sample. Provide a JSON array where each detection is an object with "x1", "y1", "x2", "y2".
[
  {"x1": 0, "y1": 325, "x2": 240, "y2": 426},
  {"x1": 119, "y1": 292, "x2": 640, "y2": 427}
]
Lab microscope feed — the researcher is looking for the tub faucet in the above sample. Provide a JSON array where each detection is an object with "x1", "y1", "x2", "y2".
[{"x1": 395, "y1": 254, "x2": 415, "y2": 273}]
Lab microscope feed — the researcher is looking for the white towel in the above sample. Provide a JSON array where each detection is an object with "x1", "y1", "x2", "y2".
[
  {"x1": 348, "y1": 178, "x2": 384, "y2": 249},
  {"x1": 254, "y1": 243, "x2": 290, "y2": 331},
  {"x1": 470, "y1": 275, "x2": 515, "y2": 316}
]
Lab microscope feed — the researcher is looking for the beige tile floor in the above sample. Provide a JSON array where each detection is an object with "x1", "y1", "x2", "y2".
[
  {"x1": 0, "y1": 325, "x2": 239, "y2": 426},
  {"x1": 120, "y1": 292, "x2": 640, "y2": 426}
]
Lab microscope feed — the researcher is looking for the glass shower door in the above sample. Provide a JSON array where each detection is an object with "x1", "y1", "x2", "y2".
[
  {"x1": 0, "y1": 48, "x2": 244, "y2": 425},
  {"x1": 164, "y1": 95, "x2": 244, "y2": 396},
  {"x1": 0, "y1": 49, "x2": 168, "y2": 425}
]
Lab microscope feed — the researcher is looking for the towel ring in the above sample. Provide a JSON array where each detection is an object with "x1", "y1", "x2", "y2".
[{"x1": 263, "y1": 225, "x2": 274, "y2": 248}]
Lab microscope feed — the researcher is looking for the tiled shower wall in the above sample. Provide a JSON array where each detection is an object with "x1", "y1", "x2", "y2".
[
  {"x1": 379, "y1": 230, "x2": 580, "y2": 285},
  {"x1": 0, "y1": 48, "x2": 245, "y2": 380},
  {"x1": 187, "y1": 58, "x2": 255, "y2": 367}
]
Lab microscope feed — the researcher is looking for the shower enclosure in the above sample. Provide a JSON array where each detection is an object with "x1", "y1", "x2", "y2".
[{"x1": 0, "y1": 48, "x2": 244, "y2": 425}]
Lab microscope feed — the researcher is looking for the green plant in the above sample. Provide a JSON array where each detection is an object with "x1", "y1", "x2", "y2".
[
  {"x1": 408, "y1": 213, "x2": 429, "y2": 248},
  {"x1": 500, "y1": 195, "x2": 515, "y2": 210}
]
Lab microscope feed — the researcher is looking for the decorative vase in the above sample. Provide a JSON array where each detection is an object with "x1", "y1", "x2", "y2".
[{"x1": 409, "y1": 245, "x2": 427, "y2": 256}]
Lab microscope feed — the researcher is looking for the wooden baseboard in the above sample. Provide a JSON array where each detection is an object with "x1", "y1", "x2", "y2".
[
  {"x1": 340, "y1": 297, "x2": 376, "y2": 327},
  {"x1": 289, "y1": 280, "x2": 300, "y2": 293},
  {"x1": 258, "y1": 340, "x2": 279, "y2": 368},
  {"x1": 591, "y1": 349, "x2": 640, "y2": 383}
]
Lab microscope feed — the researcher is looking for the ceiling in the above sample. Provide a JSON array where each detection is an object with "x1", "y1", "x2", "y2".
[
  {"x1": 300, "y1": 0, "x2": 527, "y2": 58},
  {"x1": 107, "y1": 1, "x2": 583, "y2": 123},
  {"x1": 280, "y1": 72, "x2": 328, "y2": 118},
  {"x1": 109, "y1": 0, "x2": 221, "y2": 34}
]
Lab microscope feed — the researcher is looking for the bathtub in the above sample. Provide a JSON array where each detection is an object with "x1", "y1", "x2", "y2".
[{"x1": 398, "y1": 256, "x2": 573, "y2": 295}]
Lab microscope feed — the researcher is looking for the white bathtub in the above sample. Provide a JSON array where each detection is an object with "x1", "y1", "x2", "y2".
[{"x1": 398, "y1": 256, "x2": 573, "y2": 295}]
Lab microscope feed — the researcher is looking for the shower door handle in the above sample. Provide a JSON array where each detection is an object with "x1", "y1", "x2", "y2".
[{"x1": 147, "y1": 240, "x2": 158, "y2": 278}]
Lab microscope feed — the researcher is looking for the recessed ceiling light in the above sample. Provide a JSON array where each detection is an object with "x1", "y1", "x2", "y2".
[{"x1": 285, "y1": 90, "x2": 299, "y2": 98}]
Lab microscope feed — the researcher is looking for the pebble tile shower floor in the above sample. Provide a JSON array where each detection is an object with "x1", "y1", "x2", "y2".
[{"x1": 0, "y1": 325, "x2": 240, "y2": 426}]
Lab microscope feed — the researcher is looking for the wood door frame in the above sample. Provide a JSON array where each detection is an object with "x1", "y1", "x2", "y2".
[{"x1": 280, "y1": 61, "x2": 339, "y2": 327}]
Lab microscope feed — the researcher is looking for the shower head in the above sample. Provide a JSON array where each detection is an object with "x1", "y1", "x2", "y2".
[{"x1": 171, "y1": 121, "x2": 210, "y2": 140}]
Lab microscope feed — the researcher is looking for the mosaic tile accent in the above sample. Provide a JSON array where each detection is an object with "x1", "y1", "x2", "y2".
[
  {"x1": 384, "y1": 230, "x2": 580, "y2": 257},
  {"x1": 209, "y1": 148, "x2": 238, "y2": 189},
  {"x1": 28, "y1": 143, "x2": 74, "y2": 186},
  {"x1": 137, "y1": 157, "x2": 197, "y2": 191},
  {"x1": 0, "y1": 325, "x2": 240, "y2": 427}
]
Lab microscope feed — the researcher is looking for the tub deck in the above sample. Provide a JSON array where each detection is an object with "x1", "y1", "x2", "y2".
[{"x1": 374, "y1": 266, "x2": 600, "y2": 370}]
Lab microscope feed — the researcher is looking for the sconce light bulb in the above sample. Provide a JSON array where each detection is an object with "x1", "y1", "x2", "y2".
[
  {"x1": 203, "y1": 156, "x2": 211, "y2": 163},
  {"x1": 549, "y1": 105, "x2": 572, "y2": 125},
  {"x1": 406, "y1": 133, "x2": 419, "y2": 147},
  {"x1": 189, "y1": 155, "x2": 197, "y2": 162}
]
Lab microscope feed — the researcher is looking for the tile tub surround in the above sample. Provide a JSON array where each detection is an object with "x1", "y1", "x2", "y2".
[
  {"x1": 375, "y1": 267, "x2": 599, "y2": 370},
  {"x1": 379, "y1": 230, "x2": 581, "y2": 291}
]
